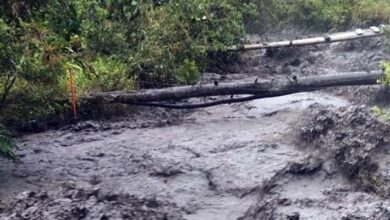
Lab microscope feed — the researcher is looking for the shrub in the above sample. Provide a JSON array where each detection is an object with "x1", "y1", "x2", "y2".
[
  {"x1": 351, "y1": 0, "x2": 390, "y2": 26},
  {"x1": 0, "y1": 125, "x2": 16, "y2": 161},
  {"x1": 285, "y1": 0, "x2": 390, "y2": 31},
  {"x1": 382, "y1": 62, "x2": 390, "y2": 85},
  {"x1": 0, "y1": 0, "x2": 254, "y2": 130}
]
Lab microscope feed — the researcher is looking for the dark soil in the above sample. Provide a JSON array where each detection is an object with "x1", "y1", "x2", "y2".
[{"x1": 239, "y1": 106, "x2": 390, "y2": 220}]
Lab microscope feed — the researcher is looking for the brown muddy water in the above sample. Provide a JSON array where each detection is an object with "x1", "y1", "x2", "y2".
[{"x1": 1, "y1": 33, "x2": 390, "y2": 220}]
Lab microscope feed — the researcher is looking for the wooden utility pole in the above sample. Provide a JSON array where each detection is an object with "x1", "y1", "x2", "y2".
[
  {"x1": 68, "y1": 69, "x2": 78, "y2": 120},
  {"x1": 86, "y1": 70, "x2": 384, "y2": 109},
  {"x1": 225, "y1": 26, "x2": 385, "y2": 51}
]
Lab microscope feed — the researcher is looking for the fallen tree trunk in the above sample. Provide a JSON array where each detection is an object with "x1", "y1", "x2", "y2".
[
  {"x1": 87, "y1": 70, "x2": 384, "y2": 109},
  {"x1": 225, "y1": 27, "x2": 385, "y2": 51}
]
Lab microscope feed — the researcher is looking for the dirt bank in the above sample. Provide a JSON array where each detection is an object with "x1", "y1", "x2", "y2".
[
  {"x1": 241, "y1": 106, "x2": 390, "y2": 220},
  {"x1": 0, "y1": 32, "x2": 389, "y2": 220}
]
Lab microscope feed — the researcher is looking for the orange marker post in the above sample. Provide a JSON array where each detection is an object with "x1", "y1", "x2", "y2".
[{"x1": 68, "y1": 68, "x2": 78, "y2": 121}]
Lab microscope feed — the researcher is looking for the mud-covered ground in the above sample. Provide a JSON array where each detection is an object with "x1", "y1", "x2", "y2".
[{"x1": 1, "y1": 31, "x2": 390, "y2": 220}]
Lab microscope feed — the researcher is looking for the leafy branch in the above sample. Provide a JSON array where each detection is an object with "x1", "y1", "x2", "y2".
[{"x1": 0, "y1": 124, "x2": 17, "y2": 161}]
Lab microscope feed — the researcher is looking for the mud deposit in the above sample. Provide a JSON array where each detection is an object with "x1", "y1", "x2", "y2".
[{"x1": 1, "y1": 33, "x2": 390, "y2": 219}]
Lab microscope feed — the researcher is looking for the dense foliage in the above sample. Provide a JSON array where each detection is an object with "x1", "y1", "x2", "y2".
[
  {"x1": 0, "y1": 0, "x2": 256, "y2": 128},
  {"x1": 1, "y1": 0, "x2": 390, "y2": 160},
  {"x1": 286, "y1": 0, "x2": 390, "y2": 31},
  {"x1": 0, "y1": 124, "x2": 16, "y2": 161}
]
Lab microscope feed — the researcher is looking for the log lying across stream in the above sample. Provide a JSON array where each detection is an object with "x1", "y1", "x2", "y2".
[
  {"x1": 87, "y1": 70, "x2": 385, "y2": 109},
  {"x1": 226, "y1": 26, "x2": 385, "y2": 51}
]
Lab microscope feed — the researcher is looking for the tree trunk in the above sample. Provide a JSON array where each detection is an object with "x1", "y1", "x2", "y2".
[
  {"x1": 86, "y1": 70, "x2": 384, "y2": 108},
  {"x1": 0, "y1": 75, "x2": 17, "y2": 112}
]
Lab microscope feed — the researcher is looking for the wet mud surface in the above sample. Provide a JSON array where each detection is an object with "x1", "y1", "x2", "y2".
[{"x1": 1, "y1": 32, "x2": 390, "y2": 220}]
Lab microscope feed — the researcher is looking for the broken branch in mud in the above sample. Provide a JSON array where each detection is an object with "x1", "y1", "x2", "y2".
[
  {"x1": 130, "y1": 95, "x2": 261, "y2": 109},
  {"x1": 225, "y1": 27, "x2": 385, "y2": 51},
  {"x1": 86, "y1": 70, "x2": 384, "y2": 109}
]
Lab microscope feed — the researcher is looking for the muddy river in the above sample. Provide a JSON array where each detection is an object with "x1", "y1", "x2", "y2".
[{"x1": 1, "y1": 32, "x2": 390, "y2": 220}]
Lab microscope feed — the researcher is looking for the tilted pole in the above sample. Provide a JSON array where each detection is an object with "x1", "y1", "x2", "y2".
[{"x1": 225, "y1": 26, "x2": 386, "y2": 51}]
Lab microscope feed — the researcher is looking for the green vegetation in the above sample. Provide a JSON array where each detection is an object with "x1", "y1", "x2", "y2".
[
  {"x1": 0, "y1": 125, "x2": 16, "y2": 161},
  {"x1": 374, "y1": 32, "x2": 390, "y2": 121},
  {"x1": 244, "y1": 0, "x2": 390, "y2": 32},
  {"x1": 382, "y1": 62, "x2": 390, "y2": 84},
  {"x1": 1, "y1": 0, "x2": 390, "y2": 160},
  {"x1": 0, "y1": 0, "x2": 255, "y2": 129},
  {"x1": 286, "y1": 0, "x2": 390, "y2": 31}
]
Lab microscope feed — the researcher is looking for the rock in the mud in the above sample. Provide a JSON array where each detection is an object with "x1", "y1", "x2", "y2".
[
  {"x1": 71, "y1": 206, "x2": 89, "y2": 219},
  {"x1": 288, "y1": 157, "x2": 323, "y2": 175},
  {"x1": 15, "y1": 190, "x2": 36, "y2": 200},
  {"x1": 149, "y1": 162, "x2": 185, "y2": 178},
  {"x1": 32, "y1": 148, "x2": 43, "y2": 154},
  {"x1": 87, "y1": 152, "x2": 105, "y2": 158},
  {"x1": 72, "y1": 121, "x2": 100, "y2": 132},
  {"x1": 278, "y1": 198, "x2": 292, "y2": 206},
  {"x1": 71, "y1": 187, "x2": 100, "y2": 200},
  {"x1": 89, "y1": 175, "x2": 102, "y2": 185},
  {"x1": 287, "y1": 212, "x2": 300, "y2": 220}
]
